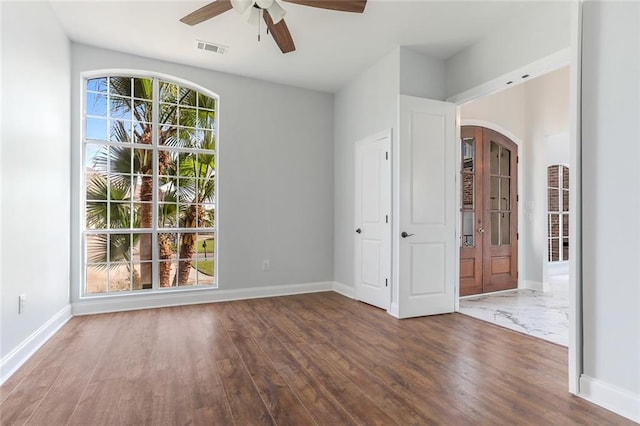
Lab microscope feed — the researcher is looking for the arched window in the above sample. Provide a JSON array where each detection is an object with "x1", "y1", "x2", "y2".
[
  {"x1": 547, "y1": 165, "x2": 569, "y2": 262},
  {"x1": 83, "y1": 74, "x2": 218, "y2": 294}
]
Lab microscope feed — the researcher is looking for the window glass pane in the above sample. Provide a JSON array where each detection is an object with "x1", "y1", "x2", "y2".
[
  {"x1": 110, "y1": 202, "x2": 131, "y2": 228},
  {"x1": 550, "y1": 239, "x2": 560, "y2": 262},
  {"x1": 110, "y1": 95, "x2": 132, "y2": 120},
  {"x1": 562, "y1": 166, "x2": 569, "y2": 189},
  {"x1": 462, "y1": 138, "x2": 474, "y2": 172},
  {"x1": 500, "y1": 147, "x2": 510, "y2": 176},
  {"x1": 179, "y1": 87, "x2": 197, "y2": 106},
  {"x1": 549, "y1": 214, "x2": 560, "y2": 238},
  {"x1": 548, "y1": 189, "x2": 559, "y2": 212},
  {"x1": 87, "y1": 77, "x2": 107, "y2": 93},
  {"x1": 110, "y1": 147, "x2": 133, "y2": 175},
  {"x1": 86, "y1": 202, "x2": 108, "y2": 229},
  {"x1": 86, "y1": 265, "x2": 107, "y2": 294},
  {"x1": 548, "y1": 165, "x2": 559, "y2": 188},
  {"x1": 198, "y1": 93, "x2": 216, "y2": 110},
  {"x1": 500, "y1": 178, "x2": 510, "y2": 211},
  {"x1": 490, "y1": 176, "x2": 499, "y2": 210},
  {"x1": 563, "y1": 213, "x2": 569, "y2": 238},
  {"x1": 501, "y1": 212, "x2": 511, "y2": 245},
  {"x1": 491, "y1": 212, "x2": 499, "y2": 246},
  {"x1": 109, "y1": 119, "x2": 132, "y2": 142},
  {"x1": 86, "y1": 117, "x2": 108, "y2": 141},
  {"x1": 134, "y1": 99, "x2": 153, "y2": 122},
  {"x1": 109, "y1": 263, "x2": 132, "y2": 292},
  {"x1": 194, "y1": 232, "x2": 215, "y2": 285},
  {"x1": 563, "y1": 190, "x2": 569, "y2": 212},
  {"x1": 179, "y1": 107, "x2": 197, "y2": 127},
  {"x1": 462, "y1": 174, "x2": 474, "y2": 209},
  {"x1": 490, "y1": 141, "x2": 500, "y2": 174},
  {"x1": 133, "y1": 122, "x2": 153, "y2": 144},
  {"x1": 86, "y1": 234, "x2": 108, "y2": 264},
  {"x1": 563, "y1": 238, "x2": 569, "y2": 261},
  {"x1": 462, "y1": 211, "x2": 474, "y2": 247},
  {"x1": 86, "y1": 92, "x2": 107, "y2": 117},
  {"x1": 109, "y1": 77, "x2": 132, "y2": 96},
  {"x1": 160, "y1": 103, "x2": 177, "y2": 126},
  {"x1": 160, "y1": 81, "x2": 178, "y2": 104},
  {"x1": 133, "y1": 78, "x2": 152, "y2": 100}
]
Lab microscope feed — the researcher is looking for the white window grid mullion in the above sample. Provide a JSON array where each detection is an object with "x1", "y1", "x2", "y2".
[{"x1": 152, "y1": 77, "x2": 160, "y2": 291}]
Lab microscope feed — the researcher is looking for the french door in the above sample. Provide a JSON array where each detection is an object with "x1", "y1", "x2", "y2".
[{"x1": 460, "y1": 126, "x2": 518, "y2": 296}]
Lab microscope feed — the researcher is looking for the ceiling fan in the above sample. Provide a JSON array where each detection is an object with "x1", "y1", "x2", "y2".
[{"x1": 180, "y1": 0, "x2": 367, "y2": 54}]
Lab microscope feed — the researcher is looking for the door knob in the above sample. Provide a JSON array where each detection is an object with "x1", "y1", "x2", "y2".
[
  {"x1": 477, "y1": 227, "x2": 485, "y2": 234},
  {"x1": 356, "y1": 228, "x2": 362, "y2": 234},
  {"x1": 401, "y1": 231, "x2": 415, "y2": 238}
]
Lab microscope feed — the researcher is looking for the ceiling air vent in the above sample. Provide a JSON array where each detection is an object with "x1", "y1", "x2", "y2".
[{"x1": 195, "y1": 40, "x2": 228, "y2": 55}]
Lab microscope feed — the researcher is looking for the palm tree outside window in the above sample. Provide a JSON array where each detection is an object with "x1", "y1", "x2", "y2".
[{"x1": 83, "y1": 74, "x2": 218, "y2": 294}]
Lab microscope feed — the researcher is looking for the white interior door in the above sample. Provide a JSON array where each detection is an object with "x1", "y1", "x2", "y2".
[
  {"x1": 355, "y1": 131, "x2": 391, "y2": 310},
  {"x1": 397, "y1": 96, "x2": 456, "y2": 318}
]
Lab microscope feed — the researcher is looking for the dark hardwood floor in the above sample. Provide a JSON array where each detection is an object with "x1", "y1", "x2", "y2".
[{"x1": 0, "y1": 292, "x2": 633, "y2": 425}]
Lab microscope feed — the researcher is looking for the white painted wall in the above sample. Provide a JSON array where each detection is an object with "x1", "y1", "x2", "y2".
[
  {"x1": 460, "y1": 67, "x2": 570, "y2": 288},
  {"x1": 333, "y1": 47, "x2": 446, "y2": 297},
  {"x1": 399, "y1": 47, "x2": 446, "y2": 101},
  {"x1": 1, "y1": 2, "x2": 71, "y2": 368},
  {"x1": 581, "y1": 1, "x2": 640, "y2": 418},
  {"x1": 522, "y1": 68, "x2": 570, "y2": 285},
  {"x1": 445, "y1": 1, "x2": 571, "y2": 99},
  {"x1": 334, "y1": 48, "x2": 400, "y2": 292},
  {"x1": 70, "y1": 44, "x2": 334, "y2": 307}
]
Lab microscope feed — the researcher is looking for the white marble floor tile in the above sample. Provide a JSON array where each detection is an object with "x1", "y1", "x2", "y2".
[{"x1": 459, "y1": 276, "x2": 569, "y2": 346}]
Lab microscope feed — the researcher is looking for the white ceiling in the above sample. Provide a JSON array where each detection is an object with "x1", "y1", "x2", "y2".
[{"x1": 50, "y1": 0, "x2": 542, "y2": 93}]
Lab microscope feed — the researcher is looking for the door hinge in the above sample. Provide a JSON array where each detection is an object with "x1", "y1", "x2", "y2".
[
  {"x1": 517, "y1": 232, "x2": 519, "y2": 240},
  {"x1": 517, "y1": 156, "x2": 519, "y2": 164},
  {"x1": 385, "y1": 151, "x2": 389, "y2": 160},
  {"x1": 385, "y1": 278, "x2": 388, "y2": 287},
  {"x1": 385, "y1": 215, "x2": 389, "y2": 223},
  {"x1": 517, "y1": 194, "x2": 519, "y2": 202}
]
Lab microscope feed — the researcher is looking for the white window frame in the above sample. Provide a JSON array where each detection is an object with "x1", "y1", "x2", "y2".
[
  {"x1": 547, "y1": 164, "x2": 569, "y2": 263},
  {"x1": 79, "y1": 70, "x2": 220, "y2": 298}
]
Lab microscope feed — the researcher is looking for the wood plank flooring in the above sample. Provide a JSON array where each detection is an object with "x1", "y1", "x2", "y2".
[{"x1": 0, "y1": 292, "x2": 633, "y2": 425}]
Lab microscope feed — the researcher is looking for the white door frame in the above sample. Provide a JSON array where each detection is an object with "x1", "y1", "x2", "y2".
[
  {"x1": 447, "y1": 2, "x2": 582, "y2": 395},
  {"x1": 354, "y1": 129, "x2": 392, "y2": 310}
]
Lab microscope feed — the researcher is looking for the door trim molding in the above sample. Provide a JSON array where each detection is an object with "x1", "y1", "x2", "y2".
[
  {"x1": 452, "y1": 1, "x2": 582, "y2": 397},
  {"x1": 353, "y1": 129, "x2": 392, "y2": 311}
]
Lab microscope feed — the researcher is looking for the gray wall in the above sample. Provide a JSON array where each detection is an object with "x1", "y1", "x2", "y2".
[
  {"x1": 582, "y1": 0, "x2": 640, "y2": 401},
  {"x1": 70, "y1": 44, "x2": 334, "y2": 304},
  {"x1": 1, "y1": 2, "x2": 71, "y2": 363}
]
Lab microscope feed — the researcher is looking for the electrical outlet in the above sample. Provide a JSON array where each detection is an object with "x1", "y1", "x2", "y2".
[
  {"x1": 18, "y1": 294, "x2": 26, "y2": 314},
  {"x1": 262, "y1": 260, "x2": 270, "y2": 272}
]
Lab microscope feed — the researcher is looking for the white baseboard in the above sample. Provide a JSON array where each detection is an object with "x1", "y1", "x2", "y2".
[
  {"x1": 579, "y1": 375, "x2": 640, "y2": 423},
  {"x1": 388, "y1": 302, "x2": 400, "y2": 318},
  {"x1": 332, "y1": 281, "x2": 355, "y2": 299},
  {"x1": 0, "y1": 304, "x2": 72, "y2": 385},
  {"x1": 522, "y1": 280, "x2": 549, "y2": 292},
  {"x1": 72, "y1": 281, "x2": 335, "y2": 315}
]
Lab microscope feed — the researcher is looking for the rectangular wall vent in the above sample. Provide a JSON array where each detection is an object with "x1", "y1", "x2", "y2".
[{"x1": 195, "y1": 40, "x2": 228, "y2": 55}]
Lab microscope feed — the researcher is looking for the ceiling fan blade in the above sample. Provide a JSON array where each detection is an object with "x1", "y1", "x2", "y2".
[
  {"x1": 180, "y1": 0, "x2": 234, "y2": 25},
  {"x1": 282, "y1": 0, "x2": 366, "y2": 13},
  {"x1": 263, "y1": 14, "x2": 296, "y2": 54}
]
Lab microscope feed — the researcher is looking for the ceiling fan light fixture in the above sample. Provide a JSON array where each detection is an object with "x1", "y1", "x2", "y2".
[
  {"x1": 230, "y1": 0, "x2": 253, "y2": 14},
  {"x1": 266, "y1": 0, "x2": 286, "y2": 23},
  {"x1": 255, "y1": 0, "x2": 273, "y2": 9}
]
